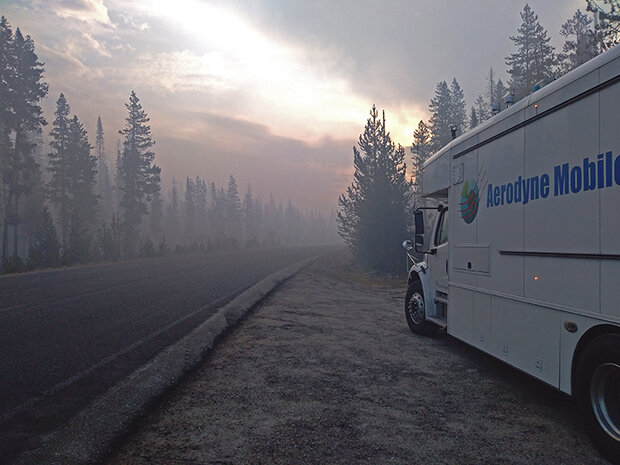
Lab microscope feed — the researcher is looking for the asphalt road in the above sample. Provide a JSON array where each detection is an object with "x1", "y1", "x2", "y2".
[{"x1": 0, "y1": 246, "x2": 331, "y2": 463}]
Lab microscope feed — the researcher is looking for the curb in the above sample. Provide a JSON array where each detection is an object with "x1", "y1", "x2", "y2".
[{"x1": 16, "y1": 256, "x2": 318, "y2": 465}]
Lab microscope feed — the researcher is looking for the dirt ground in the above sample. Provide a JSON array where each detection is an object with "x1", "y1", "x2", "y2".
[{"x1": 106, "y1": 250, "x2": 609, "y2": 465}]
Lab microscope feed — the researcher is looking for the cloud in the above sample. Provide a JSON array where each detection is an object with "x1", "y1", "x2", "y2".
[
  {"x1": 210, "y1": 0, "x2": 585, "y2": 112},
  {"x1": 80, "y1": 32, "x2": 111, "y2": 57},
  {"x1": 38, "y1": 42, "x2": 104, "y2": 80},
  {"x1": 39, "y1": 0, "x2": 113, "y2": 26}
]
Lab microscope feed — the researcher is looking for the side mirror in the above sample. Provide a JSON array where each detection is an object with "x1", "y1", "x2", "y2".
[
  {"x1": 414, "y1": 210, "x2": 424, "y2": 235},
  {"x1": 402, "y1": 240, "x2": 413, "y2": 251}
]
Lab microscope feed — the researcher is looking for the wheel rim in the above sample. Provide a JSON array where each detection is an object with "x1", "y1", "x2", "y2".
[
  {"x1": 590, "y1": 362, "x2": 620, "y2": 442},
  {"x1": 407, "y1": 292, "x2": 425, "y2": 325}
]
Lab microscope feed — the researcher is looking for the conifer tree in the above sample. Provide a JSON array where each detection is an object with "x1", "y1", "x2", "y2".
[
  {"x1": 48, "y1": 95, "x2": 98, "y2": 256},
  {"x1": 475, "y1": 94, "x2": 489, "y2": 122},
  {"x1": 226, "y1": 174, "x2": 241, "y2": 245},
  {"x1": 47, "y1": 93, "x2": 72, "y2": 246},
  {"x1": 95, "y1": 116, "x2": 112, "y2": 221},
  {"x1": 428, "y1": 78, "x2": 466, "y2": 148},
  {"x1": 1, "y1": 25, "x2": 47, "y2": 264},
  {"x1": 428, "y1": 80, "x2": 453, "y2": 149},
  {"x1": 338, "y1": 106, "x2": 413, "y2": 272},
  {"x1": 495, "y1": 79, "x2": 508, "y2": 111},
  {"x1": 165, "y1": 177, "x2": 179, "y2": 244},
  {"x1": 559, "y1": 9, "x2": 599, "y2": 73},
  {"x1": 149, "y1": 188, "x2": 163, "y2": 237},
  {"x1": 486, "y1": 67, "x2": 498, "y2": 113},
  {"x1": 242, "y1": 185, "x2": 257, "y2": 247},
  {"x1": 449, "y1": 78, "x2": 467, "y2": 136},
  {"x1": 0, "y1": 17, "x2": 13, "y2": 165},
  {"x1": 118, "y1": 91, "x2": 161, "y2": 257},
  {"x1": 26, "y1": 206, "x2": 60, "y2": 269},
  {"x1": 410, "y1": 120, "x2": 433, "y2": 204},
  {"x1": 184, "y1": 176, "x2": 196, "y2": 242},
  {"x1": 586, "y1": 0, "x2": 620, "y2": 49},
  {"x1": 505, "y1": 4, "x2": 557, "y2": 101},
  {"x1": 66, "y1": 114, "x2": 97, "y2": 246},
  {"x1": 197, "y1": 177, "x2": 207, "y2": 236},
  {"x1": 469, "y1": 107, "x2": 478, "y2": 130}
]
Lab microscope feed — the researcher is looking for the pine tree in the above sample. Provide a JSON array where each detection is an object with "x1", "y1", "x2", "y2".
[
  {"x1": 485, "y1": 68, "x2": 507, "y2": 116},
  {"x1": 209, "y1": 181, "x2": 223, "y2": 241},
  {"x1": 505, "y1": 4, "x2": 557, "y2": 101},
  {"x1": 184, "y1": 176, "x2": 196, "y2": 242},
  {"x1": 149, "y1": 187, "x2": 163, "y2": 237},
  {"x1": 165, "y1": 177, "x2": 179, "y2": 245},
  {"x1": 469, "y1": 107, "x2": 478, "y2": 130},
  {"x1": 2, "y1": 25, "x2": 47, "y2": 264},
  {"x1": 242, "y1": 185, "x2": 257, "y2": 247},
  {"x1": 47, "y1": 93, "x2": 72, "y2": 246},
  {"x1": 226, "y1": 174, "x2": 241, "y2": 245},
  {"x1": 559, "y1": 9, "x2": 599, "y2": 73},
  {"x1": 112, "y1": 139, "x2": 121, "y2": 211},
  {"x1": 0, "y1": 17, "x2": 13, "y2": 166},
  {"x1": 26, "y1": 206, "x2": 60, "y2": 269},
  {"x1": 48, "y1": 95, "x2": 98, "y2": 258},
  {"x1": 95, "y1": 116, "x2": 112, "y2": 221},
  {"x1": 586, "y1": 0, "x2": 620, "y2": 50},
  {"x1": 428, "y1": 80, "x2": 453, "y2": 149},
  {"x1": 410, "y1": 120, "x2": 433, "y2": 204},
  {"x1": 495, "y1": 79, "x2": 508, "y2": 112},
  {"x1": 118, "y1": 91, "x2": 161, "y2": 257},
  {"x1": 65, "y1": 114, "x2": 97, "y2": 261},
  {"x1": 449, "y1": 78, "x2": 467, "y2": 136},
  {"x1": 486, "y1": 68, "x2": 498, "y2": 113},
  {"x1": 195, "y1": 176, "x2": 207, "y2": 240},
  {"x1": 337, "y1": 106, "x2": 413, "y2": 272},
  {"x1": 284, "y1": 199, "x2": 299, "y2": 246},
  {"x1": 475, "y1": 94, "x2": 489, "y2": 122}
]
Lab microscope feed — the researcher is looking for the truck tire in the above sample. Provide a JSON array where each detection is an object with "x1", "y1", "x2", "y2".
[
  {"x1": 404, "y1": 281, "x2": 438, "y2": 337},
  {"x1": 574, "y1": 333, "x2": 620, "y2": 464}
]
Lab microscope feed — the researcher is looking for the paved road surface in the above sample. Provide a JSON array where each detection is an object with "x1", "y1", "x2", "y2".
[{"x1": 0, "y1": 246, "x2": 331, "y2": 463}]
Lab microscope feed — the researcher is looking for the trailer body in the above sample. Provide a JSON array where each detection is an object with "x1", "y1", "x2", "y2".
[{"x1": 405, "y1": 45, "x2": 620, "y2": 461}]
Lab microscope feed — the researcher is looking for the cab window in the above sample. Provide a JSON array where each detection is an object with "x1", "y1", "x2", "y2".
[{"x1": 435, "y1": 208, "x2": 449, "y2": 246}]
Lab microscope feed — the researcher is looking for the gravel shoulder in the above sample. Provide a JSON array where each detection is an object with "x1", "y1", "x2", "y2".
[{"x1": 106, "y1": 250, "x2": 609, "y2": 465}]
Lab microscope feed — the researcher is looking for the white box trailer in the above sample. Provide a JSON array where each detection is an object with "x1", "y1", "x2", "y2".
[{"x1": 403, "y1": 45, "x2": 620, "y2": 462}]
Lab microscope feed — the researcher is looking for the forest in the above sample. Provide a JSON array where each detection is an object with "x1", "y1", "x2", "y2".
[{"x1": 0, "y1": 16, "x2": 339, "y2": 273}]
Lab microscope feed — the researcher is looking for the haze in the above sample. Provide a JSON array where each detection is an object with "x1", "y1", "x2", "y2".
[{"x1": 3, "y1": 0, "x2": 583, "y2": 212}]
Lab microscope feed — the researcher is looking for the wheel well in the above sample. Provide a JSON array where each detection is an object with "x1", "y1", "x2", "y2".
[
  {"x1": 571, "y1": 324, "x2": 620, "y2": 393},
  {"x1": 408, "y1": 272, "x2": 420, "y2": 286}
]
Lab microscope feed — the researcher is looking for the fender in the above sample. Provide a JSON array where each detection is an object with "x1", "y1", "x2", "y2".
[{"x1": 407, "y1": 261, "x2": 436, "y2": 319}]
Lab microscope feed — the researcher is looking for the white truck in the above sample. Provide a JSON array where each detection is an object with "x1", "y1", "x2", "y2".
[{"x1": 403, "y1": 45, "x2": 620, "y2": 462}]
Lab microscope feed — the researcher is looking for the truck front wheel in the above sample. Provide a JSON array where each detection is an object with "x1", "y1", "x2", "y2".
[
  {"x1": 575, "y1": 333, "x2": 620, "y2": 464},
  {"x1": 404, "y1": 281, "x2": 438, "y2": 337}
]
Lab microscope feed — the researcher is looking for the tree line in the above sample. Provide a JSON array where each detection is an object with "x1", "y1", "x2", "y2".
[
  {"x1": 0, "y1": 16, "x2": 338, "y2": 273},
  {"x1": 339, "y1": 2, "x2": 619, "y2": 272}
]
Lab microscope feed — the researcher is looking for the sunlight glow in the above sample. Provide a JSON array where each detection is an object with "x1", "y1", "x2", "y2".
[{"x1": 128, "y1": 1, "x2": 379, "y2": 141}]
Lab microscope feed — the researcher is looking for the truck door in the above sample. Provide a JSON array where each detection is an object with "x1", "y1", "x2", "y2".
[{"x1": 428, "y1": 207, "x2": 449, "y2": 314}]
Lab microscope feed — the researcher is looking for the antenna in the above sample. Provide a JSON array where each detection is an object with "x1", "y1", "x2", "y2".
[{"x1": 450, "y1": 125, "x2": 458, "y2": 140}]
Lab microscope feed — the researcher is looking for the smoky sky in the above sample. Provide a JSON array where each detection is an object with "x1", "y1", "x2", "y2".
[{"x1": 3, "y1": 0, "x2": 584, "y2": 212}]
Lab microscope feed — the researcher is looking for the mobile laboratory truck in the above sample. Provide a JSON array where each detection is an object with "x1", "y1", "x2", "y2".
[{"x1": 402, "y1": 45, "x2": 620, "y2": 462}]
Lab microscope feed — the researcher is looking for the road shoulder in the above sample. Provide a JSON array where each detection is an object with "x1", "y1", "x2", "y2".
[{"x1": 106, "y1": 250, "x2": 608, "y2": 465}]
